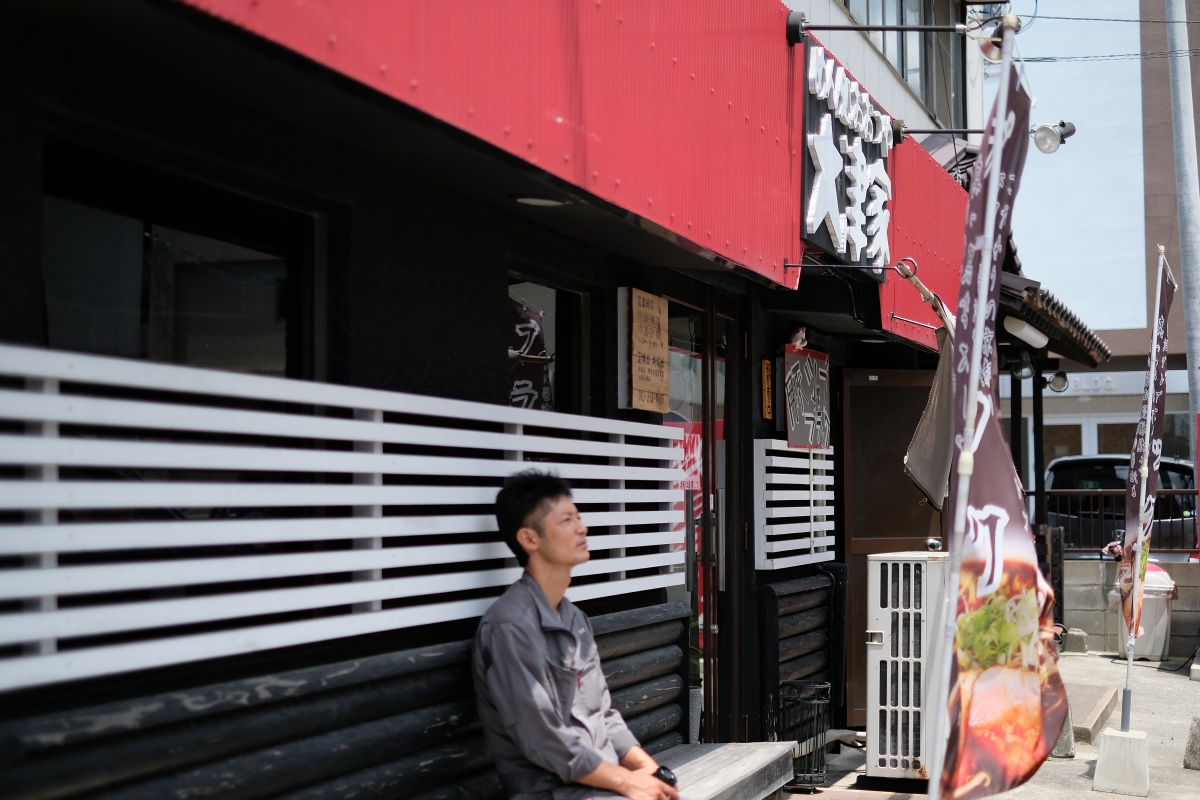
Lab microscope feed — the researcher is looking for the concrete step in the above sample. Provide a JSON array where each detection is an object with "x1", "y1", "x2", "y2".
[{"x1": 1064, "y1": 681, "x2": 1119, "y2": 744}]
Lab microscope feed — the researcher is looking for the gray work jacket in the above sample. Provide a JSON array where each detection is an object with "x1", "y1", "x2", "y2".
[{"x1": 472, "y1": 573, "x2": 639, "y2": 798}]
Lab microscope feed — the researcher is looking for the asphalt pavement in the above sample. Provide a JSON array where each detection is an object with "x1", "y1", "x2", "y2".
[{"x1": 790, "y1": 650, "x2": 1200, "y2": 799}]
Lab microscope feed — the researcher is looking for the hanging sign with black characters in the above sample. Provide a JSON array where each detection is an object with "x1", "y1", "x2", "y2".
[{"x1": 802, "y1": 39, "x2": 895, "y2": 279}]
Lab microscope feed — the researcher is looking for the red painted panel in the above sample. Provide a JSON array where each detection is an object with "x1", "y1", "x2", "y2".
[
  {"x1": 884, "y1": 138, "x2": 968, "y2": 350},
  {"x1": 178, "y1": 0, "x2": 806, "y2": 288},
  {"x1": 177, "y1": 0, "x2": 968, "y2": 342}
]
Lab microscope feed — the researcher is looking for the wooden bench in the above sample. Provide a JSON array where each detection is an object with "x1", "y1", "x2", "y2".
[
  {"x1": 1, "y1": 600, "x2": 797, "y2": 800},
  {"x1": 659, "y1": 743, "x2": 799, "y2": 800}
]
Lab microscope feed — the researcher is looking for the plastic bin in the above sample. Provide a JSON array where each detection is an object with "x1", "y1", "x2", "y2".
[
  {"x1": 779, "y1": 680, "x2": 830, "y2": 791},
  {"x1": 1110, "y1": 565, "x2": 1177, "y2": 660}
]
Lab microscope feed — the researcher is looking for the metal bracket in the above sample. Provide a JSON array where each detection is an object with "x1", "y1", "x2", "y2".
[
  {"x1": 785, "y1": 260, "x2": 919, "y2": 276},
  {"x1": 890, "y1": 312, "x2": 939, "y2": 331}
]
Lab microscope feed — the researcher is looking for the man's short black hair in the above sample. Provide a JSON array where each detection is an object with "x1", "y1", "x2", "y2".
[{"x1": 496, "y1": 470, "x2": 573, "y2": 567}]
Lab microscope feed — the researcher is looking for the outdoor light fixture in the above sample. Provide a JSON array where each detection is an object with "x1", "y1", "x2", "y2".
[
  {"x1": 1008, "y1": 352, "x2": 1068, "y2": 392},
  {"x1": 1010, "y1": 351, "x2": 1035, "y2": 380},
  {"x1": 1031, "y1": 121, "x2": 1076, "y2": 154},
  {"x1": 1003, "y1": 316, "x2": 1050, "y2": 349},
  {"x1": 513, "y1": 196, "x2": 569, "y2": 207},
  {"x1": 1046, "y1": 371, "x2": 1070, "y2": 393},
  {"x1": 976, "y1": 21, "x2": 1017, "y2": 64},
  {"x1": 899, "y1": 122, "x2": 1078, "y2": 154}
]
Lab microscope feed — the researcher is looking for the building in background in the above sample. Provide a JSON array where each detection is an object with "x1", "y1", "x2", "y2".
[{"x1": 991, "y1": 0, "x2": 1195, "y2": 476}]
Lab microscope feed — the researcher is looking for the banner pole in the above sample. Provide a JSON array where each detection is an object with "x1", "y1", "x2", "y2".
[
  {"x1": 1121, "y1": 247, "x2": 1167, "y2": 730},
  {"x1": 925, "y1": 17, "x2": 1019, "y2": 800}
]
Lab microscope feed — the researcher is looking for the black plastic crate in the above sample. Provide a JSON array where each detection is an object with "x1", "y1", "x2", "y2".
[{"x1": 779, "y1": 680, "x2": 831, "y2": 791}]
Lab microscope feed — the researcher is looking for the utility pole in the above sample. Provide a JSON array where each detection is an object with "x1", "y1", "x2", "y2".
[{"x1": 1166, "y1": 0, "x2": 1200, "y2": 470}]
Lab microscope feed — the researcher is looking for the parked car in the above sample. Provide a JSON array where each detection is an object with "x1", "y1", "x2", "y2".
[{"x1": 1044, "y1": 454, "x2": 1197, "y2": 560}]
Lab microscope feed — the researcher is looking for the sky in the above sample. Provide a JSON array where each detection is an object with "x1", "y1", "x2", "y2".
[{"x1": 987, "y1": 1, "x2": 1148, "y2": 330}]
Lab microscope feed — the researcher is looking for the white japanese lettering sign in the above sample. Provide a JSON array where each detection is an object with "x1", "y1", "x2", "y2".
[
  {"x1": 783, "y1": 345, "x2": 830, "y2": 449},
  {"x1": 802, "y1": 40, "x2": 894, "y2": 278}
]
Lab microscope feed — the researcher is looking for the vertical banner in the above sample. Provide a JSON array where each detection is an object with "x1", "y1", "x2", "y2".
[
  {"x1": 1118, "y1": 259, "x2": 1177, "y2": 639},
  {"x1": 783, "y1": 345, "x2": 830, "y2": 448},
  {"x1": 940, "y1": 58, "x2": 1067, "y2": 800},
  {"x1": 630, "y1": 289, "x2": 669, "y2": 413}
]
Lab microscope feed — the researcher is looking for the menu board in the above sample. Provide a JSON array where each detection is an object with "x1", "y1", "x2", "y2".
[
  {"x1": 630, "y1": 288, "x2": 669, "y2": 412},
  {"x1": 783, "y1": 344, "x2": 830, "y2": 448}
]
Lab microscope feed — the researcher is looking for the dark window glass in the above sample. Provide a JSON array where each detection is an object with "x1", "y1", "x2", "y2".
[{"x1": 41, "y1": 140, "x2": 316, "y2": 377}]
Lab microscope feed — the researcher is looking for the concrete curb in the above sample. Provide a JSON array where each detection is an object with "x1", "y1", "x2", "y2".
[
  {"x1": 1186, "y1": 717, "x2": 1200, "y2": 771},
  {"x1": 1050, "y1": 703, "x2": 1075, "y2": 758}
]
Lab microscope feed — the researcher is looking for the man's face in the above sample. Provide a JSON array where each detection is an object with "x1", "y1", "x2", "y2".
[{"x1": 525, "y1": 495, "x2": 589, "y2": 569}]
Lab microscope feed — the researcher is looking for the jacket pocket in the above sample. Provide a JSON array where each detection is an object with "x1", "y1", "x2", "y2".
[{"x1": 546, "y1": 658, "x2": 578, "y2": 720}]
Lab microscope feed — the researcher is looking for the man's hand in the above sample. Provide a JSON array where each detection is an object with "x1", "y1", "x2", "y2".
[
  {"x1": 577, "y1": 758, "x2": 679, "y2": 800},
  {"x1": 618, "y1": 765, "x2": 680, "y2": 800}
]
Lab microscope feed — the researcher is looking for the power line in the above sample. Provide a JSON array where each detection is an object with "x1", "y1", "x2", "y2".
[
  {"x1": 1028, "y1": 14, "x2": 1200, "y2": 24},
  {"x1": 1022, "y1": 48, "x2": 1200, "y2": 63}
]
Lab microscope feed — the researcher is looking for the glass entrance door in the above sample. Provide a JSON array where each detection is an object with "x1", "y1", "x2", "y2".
[{"x1": 663, "y1": 291, "x2": 737, "y2": 742}]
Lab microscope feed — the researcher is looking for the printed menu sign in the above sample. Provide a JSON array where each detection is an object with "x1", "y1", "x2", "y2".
[{"x1": 630, "y1": 288, "x2": 669, "y2": 412}]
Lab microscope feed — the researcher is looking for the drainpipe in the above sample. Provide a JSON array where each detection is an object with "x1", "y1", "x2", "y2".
[
  {"x1": 1010, "y1": 369, "x2": 1023, "y2": 488},
  {"x1": 1033, "y1": 362, "x2": 1046, "y2": 526}
]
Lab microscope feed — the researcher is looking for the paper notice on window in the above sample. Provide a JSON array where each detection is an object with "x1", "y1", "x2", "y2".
[{"x1": 630, "y1": 288, "x2": 669, "y2": 413}]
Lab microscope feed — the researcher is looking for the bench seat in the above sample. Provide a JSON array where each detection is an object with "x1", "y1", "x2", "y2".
[{"x1": 658, "y1": 743, "x2": 799, "y2": 800}]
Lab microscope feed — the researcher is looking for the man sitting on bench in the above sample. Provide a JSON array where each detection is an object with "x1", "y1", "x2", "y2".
[{"x1": 473, "y1": 470, "x2": 680, "y2": 800}]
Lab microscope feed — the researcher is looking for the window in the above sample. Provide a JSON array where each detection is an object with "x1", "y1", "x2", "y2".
[
  {"x1": 844, "y1": 0, "x2": 965, "y2": 127},
  {"x1": 507, "y1": 279, "x2": 590, "y2": 414},
  {"x1": 41, "y1": 140, "x2": 320, "y2": 378},
  {"x1": 1044, "y1": 424, "x2": 1082, "y2": 462}
]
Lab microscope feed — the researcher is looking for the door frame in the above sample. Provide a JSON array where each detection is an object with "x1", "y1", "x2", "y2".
[
  {"x1": 659, "y1": 274, "x2": 741, "y2": 742},
  {"x1": 840, "y1": 367, "x2": 942, "y2": 728}
]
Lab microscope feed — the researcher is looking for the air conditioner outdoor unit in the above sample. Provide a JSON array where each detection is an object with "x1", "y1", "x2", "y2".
[{"x1": 865, "y1": 551, "x2": 947, "y2": 780}]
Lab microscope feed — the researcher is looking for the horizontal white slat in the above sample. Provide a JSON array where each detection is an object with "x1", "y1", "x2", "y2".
[
  {"x1": 762, "y1": 520, "x2": 836, "y2": 536},
  {"x1": 0, "y1": 567, "x2": 524, "y2": 645},
  {"x1": 0, "y1": 435, "x2": 683, "y2": 483},
  {"x1": 0, "y1": 542, "x2": 684, "y2": 600},
  {"x1": 0, "y1": 569, "x2": 684, "y2": 692},
  {"x1": 764, "y1": 455, "x2": 819, "y2": 471},
  {"x1": 0, "y1": 392, "x2": 679, "y2": 463},
  {"x1": 0, "y1": 567, "x2": 686, "y2": 647},
  {"x1": 573, "y1": 551, "x2": 683, "y2": 577},
  {"x1": 760, "y1": 441, "x2": 833, "y2": 456},
  {"x1": 763, "y1": 504, "x2": 834, "y2": 519},
  {"x1": 0, "y1": 509, "x2": 683, "y2": 554},
  {"x1": 761, "y1": 535, "x2": 837, "y2": 554},
  {"x1": 765, "y1": 489, "x2": 835, "y2": 503},
  {"x1": 0, "y1": 482, "x2": 683, "y2": 511},
  {"x1": 0, "y1": 596, "x2": 497, "y2": 691},
  {"x1": 0, "y1": 343, "x2": 682, "y2": 442},
  {"x1": 762, "y1": 537, "x2": 817, "y2": 554},
  {"x1": 585, "y1": 531, "x2": 685, "y2": 551},
  {"x1": 764, "y1": 551, "x2": 836, "y2": 570},
  {"x1": 566, "y1": 572, "x2": 683, "y2": 602},
  {"x1": 763, "y1": 472, "x2": 835, "y2": 487},
  {"x1": 0, "y1": 545, "x2": 508, "y2": 599}
]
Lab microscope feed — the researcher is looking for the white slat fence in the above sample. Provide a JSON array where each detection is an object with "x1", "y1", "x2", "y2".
[
  {"x1": 0, "y1": 344, "x2": 685, "y2": 691},
  {"x1": 752, "y1": 439, "x2": 836, "y2": 570}
]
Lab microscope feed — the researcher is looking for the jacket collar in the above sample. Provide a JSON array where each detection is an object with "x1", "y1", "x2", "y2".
[{"x1": 519, "y1": 571, "x2": 574, "y2": 633}]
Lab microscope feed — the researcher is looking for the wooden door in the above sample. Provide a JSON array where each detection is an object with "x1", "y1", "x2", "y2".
[{"x1": 842, "y1": 368, "x2": 943, "y2": 728}]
